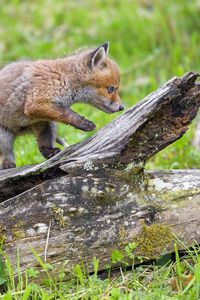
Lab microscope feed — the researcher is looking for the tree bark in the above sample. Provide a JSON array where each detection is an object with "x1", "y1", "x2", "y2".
[{"x1": 1, "y1": 72, "x2": 200, "y2": 275}]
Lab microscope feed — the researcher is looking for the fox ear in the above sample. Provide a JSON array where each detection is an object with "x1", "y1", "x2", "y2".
[
  {"x1": 89, "y1": 42, "x2": 109, "y2": 68},
  {"x1": 100, "y1": 42, "x2": 109, "y2": 54}
]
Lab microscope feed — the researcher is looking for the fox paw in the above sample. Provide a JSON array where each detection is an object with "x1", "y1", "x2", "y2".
[
  {"x1": 78, "y1": 118, "x2": 96, "y2": 132},
  {"x1": 2, "y1": 160, "x2": 16, "y2": 169},
  {"x1": 40, "y1": 146, "x2": 61, "y2": 159}
]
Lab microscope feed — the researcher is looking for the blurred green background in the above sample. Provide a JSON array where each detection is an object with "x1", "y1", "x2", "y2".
[{"x1": 1, "y1": 0, "x2": 200, "y2": 168}]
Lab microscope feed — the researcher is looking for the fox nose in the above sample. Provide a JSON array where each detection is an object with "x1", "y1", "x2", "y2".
[{"x1": 119, "y1": 104, "x2": 124, "y2": 111}]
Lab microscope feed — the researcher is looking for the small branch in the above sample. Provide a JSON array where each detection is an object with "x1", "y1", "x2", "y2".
[{"x1": 44, "y1": 220, "x2": 51, "y2": 263}]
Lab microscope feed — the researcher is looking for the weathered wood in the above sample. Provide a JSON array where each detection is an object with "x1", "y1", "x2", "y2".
[
  {"x1": 1, "y1": 169, "x2": 200, "y2": 274},
  {"x1": 1, "y1": 72, "x2": 200, "y2": 275},
  {"x1": 0, "y1": 72, "x2": 200, "y2": 201}
]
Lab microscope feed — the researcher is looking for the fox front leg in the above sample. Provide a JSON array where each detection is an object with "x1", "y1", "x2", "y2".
[
  {"x1": 25, "y1": 100, "x2": 96, "y2": 132},
  {"x1": 0, "y1": 127, "x2": 16, "y2": 169},
  {"x1": 32, "y1": 121, "x2": 61, "y2": 159}
]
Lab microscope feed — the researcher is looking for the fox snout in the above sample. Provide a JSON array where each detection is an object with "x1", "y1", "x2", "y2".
[
  {"x1": 107, "y1": 100, "x2": 124, "y2": 113},
  {"x1": 93, "y1": 95, "x2": 124, "y2": 114},
  {"x1": 90, "y1": 91, "x2": 124, "y2": 114},
  {"x1": 90, "y1": 97, "x2": 124, "y2": 114},
  {"x1": 106, "y1": 93, "x2": 124, "y2": 113}
]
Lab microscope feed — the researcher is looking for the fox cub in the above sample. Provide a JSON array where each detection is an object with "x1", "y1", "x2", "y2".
[{"x1": 0, "y1": 42, "x2": 123, "y2": 169}]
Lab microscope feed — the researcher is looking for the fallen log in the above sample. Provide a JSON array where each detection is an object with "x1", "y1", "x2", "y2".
[{"x1": 1, "y1": 72, "x2": 200, "y2": 275}]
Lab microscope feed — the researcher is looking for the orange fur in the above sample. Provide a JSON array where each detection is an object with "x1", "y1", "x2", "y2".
[{"x1": 0, "y1": 42, "x2": 123, "y2": 169}]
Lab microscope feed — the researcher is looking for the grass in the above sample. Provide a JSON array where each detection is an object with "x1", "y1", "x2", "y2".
[
  {"x1": 0, "y1": 0, "x2": 199, "y2": 168},
  {"x1": 1, "y1": 242, "x2": 200, "y2": 299},
  {"x1": 1, "y1": 0, "x2": 200, "y2": 298}
]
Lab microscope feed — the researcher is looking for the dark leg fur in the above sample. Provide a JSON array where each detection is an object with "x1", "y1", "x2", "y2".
[
  {"x1": 2, "y1": 160, "x2": 16, "y2": 169},
  {"x1": 32, "y1": 122, "x2": 61, "y2": 159},
  {"x1": 0, "y1": 127, "x2": 15, "y2": 169}
]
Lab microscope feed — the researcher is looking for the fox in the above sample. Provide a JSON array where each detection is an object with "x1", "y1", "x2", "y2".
[{"x1": 0, "y1": 42, "x2": 124, "y2": 169}]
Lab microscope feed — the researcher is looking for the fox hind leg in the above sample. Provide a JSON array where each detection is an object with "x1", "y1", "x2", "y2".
[
  {"x1": 32, "y1": 121, "x2": 61, "y2": 159},
  {"x1": 0, "y1": 127, "x2": 16, "y2": 169}
]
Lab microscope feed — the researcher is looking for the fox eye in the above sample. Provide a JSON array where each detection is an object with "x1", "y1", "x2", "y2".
[{"x1": 107, "y1": 86, "x2": 115, "y2": 94}]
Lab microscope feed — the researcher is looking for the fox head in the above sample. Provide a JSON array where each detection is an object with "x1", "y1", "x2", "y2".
[{"x1": 74, "y1": 42, "x2": 124, "y2": 114}]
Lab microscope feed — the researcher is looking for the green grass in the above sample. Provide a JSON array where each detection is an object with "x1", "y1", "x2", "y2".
[
  {"x1": 1, "y1": 0, "x2": 200, "y2": 298},
  {"x1": 1, "y1": 243, "x2": 200, "y2": 299},
  {"x1": 0, "y1": 0, "x2": 199, "y2": 168}
]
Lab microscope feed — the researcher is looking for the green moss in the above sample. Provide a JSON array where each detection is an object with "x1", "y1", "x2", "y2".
[
  {"x1": 0, "y1": 223, "x2": 6, "y2": 246},
  {"x1": 114, "y1": 167, "x2": 144, "y2": 182},
  {"x1": 88, "y1": 182, "x2": 122, "y2": 204},
  {"x1": 11, "y1": 221, "x2": 25, "y2": 240},
  {"x1": 12, "y1": 229, "x2": 25, "y2": 239},
  {"x1": 142, "y1": 174, "x2": 199, "y2": 205},
  {"x1": 52, "y1": 206, "x2": 66, "y2": 227},
  {"x1": 0, "y1": 235, "x2": 6, "y2": 247},
  {"x1": 160, "y1": 189, "x2": 198, "y2": 203},
  {"x1": 135, "y1": 222, "x2": 173, "y2": 259},
  {"x1": 92, "y1": 191, "x2": 118, "y2": 204},
  {"x1": 118, "y1": 226, "x2": 127, "y2": 245}
]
